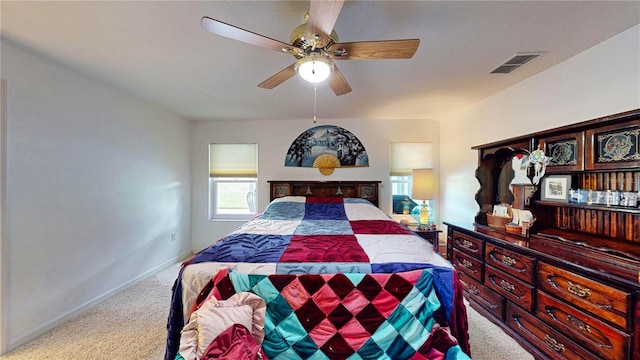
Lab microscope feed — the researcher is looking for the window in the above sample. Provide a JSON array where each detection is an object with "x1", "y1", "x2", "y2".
[
  {"x1": 389, "y1": 142, "x2": 432, "y2": 215},
  {"x1": 209, "y1": 144, "x2": 257, "y2": 220}
]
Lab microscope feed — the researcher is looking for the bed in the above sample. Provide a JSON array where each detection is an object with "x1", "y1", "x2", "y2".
[{"x1": 165, "y1": 180, "x2": 470, "y2": 360}]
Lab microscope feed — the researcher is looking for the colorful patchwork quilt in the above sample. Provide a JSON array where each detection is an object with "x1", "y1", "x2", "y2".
[
  {"x1": 189, "y1": 269, "x2": 471, "y2": 360},
  {"x1": 164, "y1": 197, "x2": 469, "y2": 360}
]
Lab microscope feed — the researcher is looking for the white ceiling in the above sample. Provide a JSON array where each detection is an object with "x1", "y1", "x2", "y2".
[{"x1": 2, "y1": 1, "x2": 639, "y2": 122}]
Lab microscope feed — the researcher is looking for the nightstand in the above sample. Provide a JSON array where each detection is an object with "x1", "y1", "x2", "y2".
[{"x1": 409, "y1": 226, "x2": 442, "y2": 254}]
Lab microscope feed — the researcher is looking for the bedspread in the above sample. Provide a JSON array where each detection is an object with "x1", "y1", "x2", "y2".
[
  {"x1": 165, "y1": 197, "x2": 469, "y2": 360},
  {"x1": 189, "y1": 197, "x2": 450, "y2": 274}
]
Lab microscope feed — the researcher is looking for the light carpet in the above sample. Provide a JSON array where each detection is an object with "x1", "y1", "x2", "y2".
[{"x1": 1, "y1": 262, "x2": 534, "y2": 359}]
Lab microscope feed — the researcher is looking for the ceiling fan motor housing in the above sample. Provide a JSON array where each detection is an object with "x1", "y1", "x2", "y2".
[{"x1": 289, "y1": 22, "x2": 339, "y2": 48}]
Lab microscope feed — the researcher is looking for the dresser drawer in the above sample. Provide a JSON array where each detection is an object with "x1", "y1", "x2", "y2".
[
  {"x1": 451, "y1": 249, "x2": 483, "y2": 282},
  {"x1": 458, "y1": 271, "x2": 505, "y2": 320},
  {"x1": 451, "y1": 231, "x2": 484, "y2": 260},
  {"x1": 538, "y1": 262, "x2": 631, "y2": 330},
  {"x1": 485, "y1": 243, "x2": 536, "y2": 284},
  {"x1": 537, "y1": 291, "x2": 630, "y2": 360},
  {"x1": 507, "y1": 302, "x2": 599, "y2": 360},
  {"x1": 485, "y1": 265, "x2": 534, "y2": 312}
]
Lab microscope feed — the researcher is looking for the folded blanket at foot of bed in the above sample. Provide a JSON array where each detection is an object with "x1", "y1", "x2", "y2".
[{"x1": 175, "y1": 268, "x2": 470, "y2": 360}]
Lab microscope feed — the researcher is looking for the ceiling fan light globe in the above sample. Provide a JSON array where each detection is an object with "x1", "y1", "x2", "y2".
[{"x1": 296, "y1": 57, "x2": 333, "y2": 83}]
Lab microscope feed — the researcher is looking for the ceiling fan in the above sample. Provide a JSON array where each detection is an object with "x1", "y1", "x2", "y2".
[{"x1": 201, "y1": 0, "x2": 420, "y2": 96}]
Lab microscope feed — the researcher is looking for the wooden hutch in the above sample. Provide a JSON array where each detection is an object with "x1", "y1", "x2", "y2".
[{"x1": 445, "y1": 109, "x2": 640, "y2": 359}]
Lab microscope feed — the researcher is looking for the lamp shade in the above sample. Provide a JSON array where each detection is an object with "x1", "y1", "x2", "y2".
[
  {"x1": 411, "y1": 168, "x2": 436, "y2": 200},
  {"x1": 296, "y1": 57, "x2": 333, "y2": 83}
]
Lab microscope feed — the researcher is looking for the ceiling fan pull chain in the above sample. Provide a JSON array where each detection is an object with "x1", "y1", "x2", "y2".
[{"x1": 313, "y1": 82, "x2": 318, "y2": 123}]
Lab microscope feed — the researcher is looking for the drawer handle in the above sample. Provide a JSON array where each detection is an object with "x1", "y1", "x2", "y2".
[
  {"x1": 545, "y1": 334, "x2": 566, "y2": 353},
  {"x1": 468, "y1": 285, "x2": 480, "y2": 295},
  {"x1": 567, "y1": 281, "x2": 591, "y2": 298},
  {"x1": 462, "y1": 239, "x2": 473, "y2": 248},
  {"x1": 567, "y1": 315, "x2": 591, "y2": 334},
  {"x1": 501, "y1": 255, "x2": 516, "y2": 266},
  {"x1": 512, "y1": 314, "x2": 524, "y2": 328},
  {"x1": 500, "y1": 279, "x2": 515, "y2": 293},
  {"x1": 459, "y1": 259, "x2": 478, "y2": 273}
]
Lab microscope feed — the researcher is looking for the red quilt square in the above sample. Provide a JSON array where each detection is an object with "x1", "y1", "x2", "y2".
[
  {"x1": 311, "y1": 284, "x2": 342, "y2": 315},
  {"x1": 279, "y1": 235, "x2": 369, "y2": 263},
  {"x1": 328, "y1": 303, "x2": 354, "y2": 329},
  {"x1": 349, "y1": 220, "x2": 414, "y2": 234},
  {"x1": 296, "y1": 300, "x2": 326, "y2": 333},
  {"x1": 280, "y1": 278, "x2": 310, "y2": 311},
  {"x1": 370, "y1": 289, "x2": 401, "y2": 318},
  {"x1": 341, "y1": 289, "x2": 370, "y2": 315},
  {"x1": 355, "y1": 274, "x2": 384, "y2": 301},
  {"x1": 384, "y1": 273, "x2": 414, "y2": 301},
  {"x1": 327, "y1": 273, "x2": 356, "y2": 299},
  {"x1": 308, "y1": 318, "x2": 338, "y2": 347},
  {"x1": 298, "y1": 275, "x2": 327, "y2": 295},
  {"x1": 337, "y1": 317, "x2": 370, "y2": 351},
  {"x1": 355, "y1": 303, "x2": 386, "y2": 335},
  {"x1": 321, "y1": 333, "x2": 355, "y2": 359}
]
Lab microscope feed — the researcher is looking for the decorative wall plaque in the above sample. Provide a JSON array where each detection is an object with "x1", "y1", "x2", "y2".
[
  {"x1": 541, "y1": 132, "x2": 584, "y2": 173},
  {"x1": 594, "y1": 128, "x2": 639, "y2": 163},
  {"x1": 586, "y1": 120, "x2": 640, "y2": 170},
  {"x1": 548, "y1": 138, "x2": 578, "y2": 166},
  {"x1": 284, "y1": 125, "x2": 369, "y2": 175}
]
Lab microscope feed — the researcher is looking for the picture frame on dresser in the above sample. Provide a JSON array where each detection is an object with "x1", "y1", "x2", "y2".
[{"x1": 540, "y1": 175, "x2": 571, "y2": 202}]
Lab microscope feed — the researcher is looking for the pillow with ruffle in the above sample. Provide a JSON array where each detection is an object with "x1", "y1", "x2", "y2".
[{"x1": 176, "y1": 292, "x2": 266, "y2": 360}]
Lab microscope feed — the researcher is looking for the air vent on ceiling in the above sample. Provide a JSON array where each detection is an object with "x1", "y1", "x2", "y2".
[{"x1": 491, "y1": 52, "x2": 545, "y2": 74}]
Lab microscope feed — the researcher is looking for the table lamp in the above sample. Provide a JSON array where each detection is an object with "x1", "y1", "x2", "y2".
[{"x1": 411, "y1": 168, "x2": 436, "y2": 230}]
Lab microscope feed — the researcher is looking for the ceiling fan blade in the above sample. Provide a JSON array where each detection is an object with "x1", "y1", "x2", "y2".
[
  {"x1": 329, "y1": 39, "x2": 420, "y2": 60},
  {"x1": 328, "y1": 65, "x2": 352, "y2": 96},
  {"x1": 306, "y1": 0, "x2": 344, "y2": 44},
  {"x1": 202, "y1": 16, "x2": 294, "y2": 53},
  {"x1": 257, "y1": 63, "x2": 297, "y2": 89}
]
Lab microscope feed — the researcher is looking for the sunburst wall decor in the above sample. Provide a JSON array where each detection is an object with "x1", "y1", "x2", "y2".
[{"x1": 285, "y1": 125, "x2": 369, "y2": 175}]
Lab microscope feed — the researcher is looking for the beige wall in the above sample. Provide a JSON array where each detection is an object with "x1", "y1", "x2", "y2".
[{"x1": 440, "y1": 25, "x2": 640, "y2": 225}]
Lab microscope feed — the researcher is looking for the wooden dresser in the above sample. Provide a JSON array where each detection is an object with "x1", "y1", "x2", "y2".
[{"x1": 446, "y1": 109, "x2": 640, "y2": 360}]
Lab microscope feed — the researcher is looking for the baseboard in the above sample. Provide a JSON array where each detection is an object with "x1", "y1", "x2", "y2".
[{"x1": 6, "y1": 251, "x2": 191, "y2": 352}]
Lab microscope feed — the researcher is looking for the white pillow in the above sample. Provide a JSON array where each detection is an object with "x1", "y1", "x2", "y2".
[{"x1": 177, "y1": 292, "x2": 266, "y2": 360}]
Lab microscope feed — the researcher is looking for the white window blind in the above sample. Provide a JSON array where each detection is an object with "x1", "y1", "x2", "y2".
[
  {"x1": 389, "y1": 142, "x2": 433, "y2": 176},
  {"x1": 209, "y1": 144, "x2": 257, "y2": 177}
]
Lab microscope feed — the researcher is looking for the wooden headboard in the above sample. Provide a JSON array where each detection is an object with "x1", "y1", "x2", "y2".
[{"x1": 268, "y1": 180, "x2": 381, "y2": 207}]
